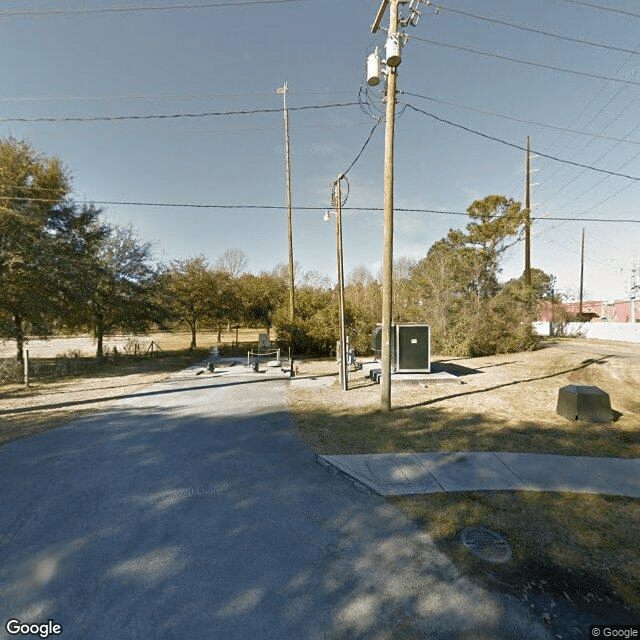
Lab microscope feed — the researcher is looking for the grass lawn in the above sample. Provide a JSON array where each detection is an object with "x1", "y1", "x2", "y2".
[{"x1": 287, "y1": 343, "x2": 640, "y2": 623}]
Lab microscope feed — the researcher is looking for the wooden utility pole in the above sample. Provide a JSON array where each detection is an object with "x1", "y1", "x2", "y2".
[
  {"x1": 524, "y1": 136, "x2": 531, "y2": 289},
  {"x1": 334, "y1": 178, "x2": 348, "y2": 391},
  {"x1": 373, "y1": 0, "x2": 399, "y2": 412},
  {"x1": 579, "y1": 227, "x2": 585, "y2": 321},
  {"x1": 277, "y1": 83, "x2": 295, "y2": 324}
]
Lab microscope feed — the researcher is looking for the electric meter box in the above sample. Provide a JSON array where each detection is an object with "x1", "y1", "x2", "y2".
[
  {"x1": 371, "y1": 324, "x2": 430, "y2": 373},
  {"x1": 395, "y1": 324, "x2": 430, "y2": 373}
]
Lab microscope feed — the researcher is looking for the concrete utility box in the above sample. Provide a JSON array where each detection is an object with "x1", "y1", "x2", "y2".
[
  {"x1": 371, "y1": 324, "x2": 396, "y2": 363},
  {"x1": 395, "y1": 324, "x2": 431, "y2": 373},
  {"x1": 556, "y1": 384, "x2": 613, "y2": 423},
  {"x1": 371, "y1": 323, "x2": 430, "y2": 373}
]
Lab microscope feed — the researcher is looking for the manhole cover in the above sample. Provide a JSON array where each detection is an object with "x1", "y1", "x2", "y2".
[{"x1": 460, "y1": 527, "x2": 512, "y2": 563}]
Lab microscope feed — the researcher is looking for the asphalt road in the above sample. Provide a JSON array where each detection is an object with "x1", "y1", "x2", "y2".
[{"x1": 0, "y1": 366, "x2": 553, "y2": 640}]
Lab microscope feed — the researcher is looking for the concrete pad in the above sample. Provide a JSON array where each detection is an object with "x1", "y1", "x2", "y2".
[
  {"x1": 415, "y1": 452, "x2": 528, "y2": 492},
  {"x1": 574, "y1": 456, "x2": 640, "y2": 497},
  {"x1": 496, "y1": 453, "x2": 621, "y2": 495},
  {"x1": 392, "y1": 371, "x2": 461, "y2": 385}
]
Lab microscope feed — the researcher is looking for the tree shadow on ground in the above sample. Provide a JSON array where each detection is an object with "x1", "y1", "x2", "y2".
[
  {"x1": 393, "y1": 491, "x2": 640, "y2": 636},
  {"x1": 0, "y1": 382, "x2": 554, "y2": 640},
  {"x1": 0, "y1": 375, "x2": 285, "y2": 416},
  {"x1": 398, "y1": 355, "x2": 613, "y2": 412},
  {"x1": 291, "y1": 401, "x2": 640, "y2": 459}
]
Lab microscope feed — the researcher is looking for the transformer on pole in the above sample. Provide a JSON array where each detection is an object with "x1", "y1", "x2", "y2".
[{"x1": 367, "y1": 0, "x2": 424, "y2": 410}]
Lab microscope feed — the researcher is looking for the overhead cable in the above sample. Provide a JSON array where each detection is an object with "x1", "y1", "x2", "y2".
[
  {"x1": 0, "y1": 0, "x2": 306, "y2": 18},
  {"x1": 410, "y1": 36, "x2": 640, "y2": 87},
  {"x1": 0, "y1": 90, "x2": 355, "y2": 104},
  {"x1": 557, "y1": 0, "x2": 640, "y2": 20},
  {"x1": 0, "y1": 102, "x2": 359, "y2": 123},
  {"x1": 402, "y1": 91, "x2": 640, "y2": 147},
  {"x1": 402, "y1": 102, "x2": 640, "y2": 181},
  {"x1": 1, "y1": 195, "x2": 638, "y2": 222},
  {"x1": 433, "y1": 3, "x2": 640, "y2": 56},
  {"x1": 340, "y1": 119, "x2": 381, "y2": 177}
]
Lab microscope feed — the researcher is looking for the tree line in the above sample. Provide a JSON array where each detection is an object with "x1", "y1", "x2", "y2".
[{"x1": 1, "y1": 137, "x2": 555, "y2": 361}]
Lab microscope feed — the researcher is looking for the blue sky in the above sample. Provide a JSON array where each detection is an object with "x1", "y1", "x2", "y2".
[{"x1": 1, "y1": 0, "x2": 639, "y2": 301}]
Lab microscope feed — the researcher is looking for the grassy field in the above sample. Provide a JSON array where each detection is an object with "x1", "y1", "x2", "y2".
[
  {"x1": 0, "y1": 328, "x2": 268, "y2": 359},
  {"x1": 287, "y1": 340, "x2": 640, "y2": 623}
]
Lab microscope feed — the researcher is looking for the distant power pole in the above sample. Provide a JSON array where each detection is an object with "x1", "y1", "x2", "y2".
[
  {"x1": 630, "y1": 252, "x2": 638, "y2": 323},
  {"x1": 333, "y1": 177, "x2": 348, "y2": 392},
  {"x1": 579, "y1": 227, "x2": 585, "y2": 320},
  {"x1": 277, "y1": 82, "x2": 295, "y2": 324},
  {"x1": 524, "y1": 136, "x2": 531, "y2": 289}
]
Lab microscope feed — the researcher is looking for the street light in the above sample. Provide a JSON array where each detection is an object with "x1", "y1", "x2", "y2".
[{"x1": 326, "y1": 176, "x2": 348, "y2": 391}]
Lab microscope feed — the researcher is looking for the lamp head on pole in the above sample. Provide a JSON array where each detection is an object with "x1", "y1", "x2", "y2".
[{"x1": 324, "y1": 210, "x2": 332, "y2": 223}]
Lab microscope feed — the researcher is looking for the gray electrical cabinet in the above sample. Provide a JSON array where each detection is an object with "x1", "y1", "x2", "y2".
[
  {"x1": 371, "y1": 324, "x2": 395, "y2": 363},
  {"x1": 371, "y1": 323, "x2": 430, "y2": 373},
  {"x1": 395, "y1": 324, "x2": 430, "y2": 373}
]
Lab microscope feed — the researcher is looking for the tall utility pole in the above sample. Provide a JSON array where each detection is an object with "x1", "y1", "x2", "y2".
[
  {"x1": 333, "y1": 178, "x2": 348, "y2": 391},
  {"x1": 277, "y1": 83, "x2": 295, "y2": 324},
  {"x1": 631, "y1": 252, "x2": 639, "y2": 324},
  {"x1": 372, "y1": 0, "x2": 399, "y2": 412},
  {"x1": 524, "y1": 136, "x2": 531, "y2": 289},
  {"x1": 579, "y1": 227, "x2": 585, "y2": 321}
]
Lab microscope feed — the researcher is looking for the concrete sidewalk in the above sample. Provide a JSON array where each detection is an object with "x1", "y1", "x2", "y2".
[{"x1": 319, "y1": 451, "x2": 640, "y2": 497}]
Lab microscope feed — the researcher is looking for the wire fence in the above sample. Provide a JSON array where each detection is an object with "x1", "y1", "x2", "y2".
[
  {"x1": 0, "y1": 338, "x2": 163, "y2": 386},
  {"x1": 0, "y1": 359, "x2": 21, "y2": 385},
  {"x1": 0, "y1": 356, "x2": 89, "y2": 385}
]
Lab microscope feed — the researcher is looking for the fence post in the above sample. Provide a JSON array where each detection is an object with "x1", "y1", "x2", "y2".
[{"x1": 23, "y1": 349, "x2": 29, "y2": 388}]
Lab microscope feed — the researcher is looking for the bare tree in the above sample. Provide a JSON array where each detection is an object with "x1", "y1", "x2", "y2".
[{"x1": 215, "y1": 249, "x2": 248, "y2": 279}]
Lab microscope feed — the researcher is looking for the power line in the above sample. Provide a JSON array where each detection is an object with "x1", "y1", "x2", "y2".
[
  {"x1": 0, "y1": 102, "x2": 359, "y2": 123},
  {"x1": 0, "y1": 90, "x2": 355, "y2": 104},
  {"x1": 0, "y1": 0, "x2": 306, "y2": 18},
  {"x1": 1, "y1": 195, "x2": 638, "y2": 222},
  {"x1": 340, "y1": 119, "x2": 381, "y2": 177},
  {"x1": 410, "y1": 35, "x2": 640, "y2": 87},
  {"x1": 531, "y1": 40, "x2": 640, "y2": 207},
  {"x1": 434, "y1": 3, "x2": 640, "y2": 56},
  {"x1": 402, "y1": 91, "x2": 640, "y2": 147},
  {"x1": 402, "y1": 102, "x2": 640, "y2": 181},
  {"x1": 557, "y1": 0, "x2": 640, "y2": 20}
]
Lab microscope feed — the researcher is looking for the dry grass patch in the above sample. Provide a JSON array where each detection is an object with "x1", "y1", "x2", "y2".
[
  {"x1": 0, "y1": 349, "x2": 208, "y2": 446},
  {"x1": 287, "y1": 342, "x2": 640, "y2": 458},
  {"x1": 391, "y1": 492, "x2": 640, "y2": 621},
  {"x1": 287, "y1": 341, "x2": 640, "y2": 624}
]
